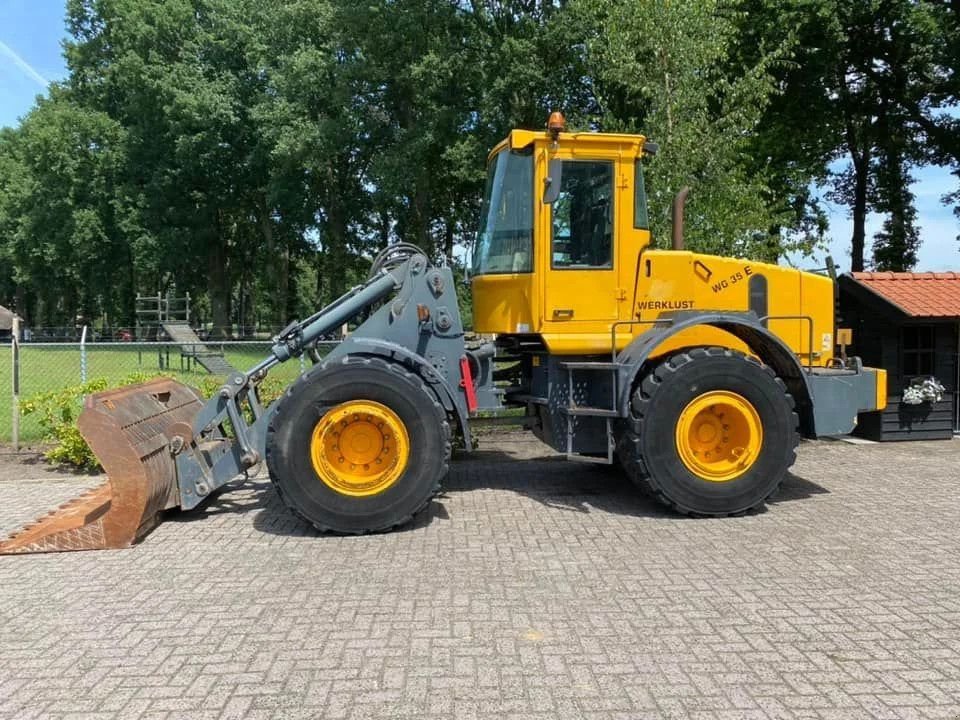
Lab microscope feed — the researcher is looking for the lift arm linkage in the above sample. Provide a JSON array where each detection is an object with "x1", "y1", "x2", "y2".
[{"x1": 173, "y1": 265, "x2": 406, "y2": 509}]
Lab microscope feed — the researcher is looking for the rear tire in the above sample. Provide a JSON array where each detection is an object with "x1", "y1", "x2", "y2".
[
  {"x1": 617, "y1": 347, "x2": 798, "y2": 516},
  {"x1": 266, "y1": 356, "x2": 450, "y2": 533}
]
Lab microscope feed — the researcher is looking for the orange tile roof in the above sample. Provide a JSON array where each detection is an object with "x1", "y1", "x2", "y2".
[{"x1": 851, "y1": 271, "x2": 960, "y2": 317}]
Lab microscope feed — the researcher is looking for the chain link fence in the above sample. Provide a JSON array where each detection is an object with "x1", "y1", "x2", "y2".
[{"x1": 1, "y1": 324, "x2": 337, "y2": 446}]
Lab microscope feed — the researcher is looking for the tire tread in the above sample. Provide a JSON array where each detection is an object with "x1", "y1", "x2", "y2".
[
  {"x1": 617, "y1": 346, "x2": 799, "y2": 516},
  {"x1": 265, "y1": 355, "x2": 451, "y2": 534}
]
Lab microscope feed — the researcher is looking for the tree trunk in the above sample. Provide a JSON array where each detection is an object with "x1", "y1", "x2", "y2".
[
  {"x1": 412, "y1": 184, "x2": 431, "y2": 253},
  {"x1": 208, "y1": 217, "x2": 231, "y2": 338},
  {"x1": 123, "y1": 242, "x2": 136, "y2": 327},
  {"x1": 259, "y1": 196, "x2": 289, "y2": 325},
  {"x1": 851, "y1": 150, "x2": 870, "y2": 273},
  {"x1": 14, "y1": 285, "x2": 26, "y2": 326},
  {"x1": 442, "y1": 219, "x2": 454, "y2": 261},
  {"x1": 325, "y1": 202, "x2": 349, "y2": 299},
  {"x1": 378, "y1": 211, "x2": 390, "y2": 248}
]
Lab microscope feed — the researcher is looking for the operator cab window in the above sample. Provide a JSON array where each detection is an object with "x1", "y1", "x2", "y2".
[
  {"x1": 472, "y1": 148, "x2": 534, "y2": 275},
  {"x1": 634, "y1": 159, "x2": 649, "y2": 229},
  {"x1": 551, "y1": 160, "x2": 614, "y2": 269}
]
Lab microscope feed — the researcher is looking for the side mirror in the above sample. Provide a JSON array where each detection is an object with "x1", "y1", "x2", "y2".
[{"x1": 543, "y1": 158, "x2": 563, "y2": 204}]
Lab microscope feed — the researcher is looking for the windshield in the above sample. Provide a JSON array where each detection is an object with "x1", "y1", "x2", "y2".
[{"x1": 472, "y1": 148, "x2": 533, "y2": 275}]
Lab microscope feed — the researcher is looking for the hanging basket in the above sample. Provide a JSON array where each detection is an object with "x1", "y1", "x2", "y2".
[{"x1": 902, "y1": 376, "x2": 945, "y2": 406}]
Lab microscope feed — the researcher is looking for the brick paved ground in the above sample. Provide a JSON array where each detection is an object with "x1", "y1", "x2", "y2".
[{"x1": 0, "y1": 432, "x2": 959, "y2": 720}]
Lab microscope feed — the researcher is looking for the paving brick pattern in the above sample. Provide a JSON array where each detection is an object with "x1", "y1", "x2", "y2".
[{"x1": 0, "y1": 434, "x2": 959, "y2": 720}]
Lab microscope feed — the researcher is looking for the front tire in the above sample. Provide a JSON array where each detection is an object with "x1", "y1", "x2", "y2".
[
  {"x1": 266, "y1": 356, "x2": 450, "y2": 533},
  {"x1": 618, "y1": 347, "x2": 798, "y2": 516}
]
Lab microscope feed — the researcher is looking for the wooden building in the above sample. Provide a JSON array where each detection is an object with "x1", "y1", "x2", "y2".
[{"x1": 838, "y1": 272, "x2": 959, "y2": 441}]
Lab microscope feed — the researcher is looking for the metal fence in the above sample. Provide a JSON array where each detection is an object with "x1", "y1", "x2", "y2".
[
  {"x1": 17, "y1": 324, "x2": 295, "y2": 343},
  {"x1": 3, "y1": 322, "x2": 336, "y2": 447}
]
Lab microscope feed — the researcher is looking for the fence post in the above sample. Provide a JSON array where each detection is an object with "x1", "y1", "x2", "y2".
[
  {"x1": 11, "y1": 315, "x2": 19, "y2": 451},
  {"x1": 80, "y1": 325, "x2": 88, "y2": 384}
]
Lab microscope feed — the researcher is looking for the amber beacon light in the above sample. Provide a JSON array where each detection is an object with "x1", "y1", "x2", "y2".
[{"x1": 547, "y1": 111, "x2": 565, "y2": 140}]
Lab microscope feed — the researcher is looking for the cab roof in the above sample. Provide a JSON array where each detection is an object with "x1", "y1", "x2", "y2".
[{"x1": 487, "y1": 128, "x2": 650, "y2": 163}]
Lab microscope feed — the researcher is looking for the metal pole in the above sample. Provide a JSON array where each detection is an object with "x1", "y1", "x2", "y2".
[
  {"x1": 80, "y1": 325, "x2": 88, "y2": 384},
  {"x1": 11, "y1": 315, "x2": 20, "y2": 451}
]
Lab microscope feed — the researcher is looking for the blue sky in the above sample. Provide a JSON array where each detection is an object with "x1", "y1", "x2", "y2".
[
  {"x1": 2, "y1": 1, "x2": 958, "y2": 272},
  {"x1": 0, "y1": 1, "x2": 66, "y2": 126},
  {"x1": 793, "y1": 162, "x2": 959, "y2": 273}
]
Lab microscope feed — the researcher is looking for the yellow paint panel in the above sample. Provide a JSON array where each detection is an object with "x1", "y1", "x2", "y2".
[
  {"x1": 646, "y1": 327, "x2": 751, "y2": 360},
  {"x1": 541, "y1": 333, "x2": 615, "y2": 354},
  {"x1": 874, "y1": 368, "x2": 888, "y2": 411},
  {"x1": 543, "y1": 270, "x2": 618, "y2": 322},
  {"x1": 472, "y1": 130, "x2": 840, "y2": 368},
  {"x1": 472, "y1": 273, "x2": 537, "y2": 334}
]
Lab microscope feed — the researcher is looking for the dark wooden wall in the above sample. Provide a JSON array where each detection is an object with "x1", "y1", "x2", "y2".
[{"x1": 838, "y1": 277, "x2": 957, "y2": 441}]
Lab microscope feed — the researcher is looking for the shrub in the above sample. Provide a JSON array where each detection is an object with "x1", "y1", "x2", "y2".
[
  {"x1": 23, "y1": 372, "x2": 290, "y2": 470},
  {"x1": 196, "y1": 374, "x2": 287, "y2": 408},
  {"x1": 22, "y1": 372, "x2": 175, "y2": 470},
  {"x1": 20, "y1": 378, "x2": 110, "y2": 470}
]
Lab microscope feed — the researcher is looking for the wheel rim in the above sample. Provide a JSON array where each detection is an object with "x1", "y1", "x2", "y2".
[
  {"x1": 675, "y1": 390, "x2": 763, "y2": 483},
  {"x1": 310, "y1": 400, "x2": 410, "y2": 497}
]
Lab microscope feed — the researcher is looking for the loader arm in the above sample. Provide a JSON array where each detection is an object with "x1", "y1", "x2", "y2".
[
  {"x1": 172, "y1": 265, "x2": 405, "y2": 510},
  {"x1": 0, "y1": 254, "x2": 466, "y2": 554}
]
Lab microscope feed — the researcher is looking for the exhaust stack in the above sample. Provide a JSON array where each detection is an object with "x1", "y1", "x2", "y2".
[{"x1": 672, "y1": 187, "x2": 691, "y2": 251}]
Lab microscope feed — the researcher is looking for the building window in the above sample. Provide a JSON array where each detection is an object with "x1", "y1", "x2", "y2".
[{"x1": 902, "y1": 325, "x2": 935, "y2": 378}]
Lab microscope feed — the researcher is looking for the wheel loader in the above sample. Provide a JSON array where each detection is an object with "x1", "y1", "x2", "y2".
[{"x1": 0, "y1": 114, "x2": 887, "y2": 554}]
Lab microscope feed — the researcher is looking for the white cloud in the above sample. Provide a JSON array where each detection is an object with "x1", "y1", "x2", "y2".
[{"x1": 0, "y1": 39, "x2": 48, "y2": 88}]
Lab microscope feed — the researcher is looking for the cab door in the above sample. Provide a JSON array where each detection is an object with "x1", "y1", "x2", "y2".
[{"x1": 542, "y1": 158, "x2": 619, "y2": 326}]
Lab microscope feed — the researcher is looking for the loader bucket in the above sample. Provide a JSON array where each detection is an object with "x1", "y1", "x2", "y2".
[{"x1": 0, "y1": 378, "x2": 205, "y2": 554}]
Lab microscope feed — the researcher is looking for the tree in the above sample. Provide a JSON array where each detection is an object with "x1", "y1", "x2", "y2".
[
  {"x1": 739, "y1": 0, "x2": 947, "y2": 272},
  {"x1": 65, "y1": 0, "x2": 293, "y2": 335},
  {"x1": 574, "y1": 0, "x2": 805, "y2": 260},
  {"x1": 0, "y1": 91, "x2": 134, "y2": 326},
  {"x1": 1, "y1": 0, "x2": 955, "y2": 334}
]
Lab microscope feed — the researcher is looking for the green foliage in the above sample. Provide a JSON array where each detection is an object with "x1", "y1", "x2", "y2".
[
  {"x1": 737, "y1": 0, "x2": 954, "y2": 271},
  {"x1": 22, "y1": 368, "x2": 291, "y2": 470},
  {"x1": 195, "y1": 373, "x2": 287, "y2": 409},
  {"x1": 0, "y1": 0, "x2": 957, "y2": 322},
  {"x1": 576, "y1": 0, "x2": 811, "y2": 260},
  {"x1": 20, "y1": 371, "x2": 181, "y2": 469},
  {"x1": 20, "y1": 378, "x2": 110, "y2": 470}
]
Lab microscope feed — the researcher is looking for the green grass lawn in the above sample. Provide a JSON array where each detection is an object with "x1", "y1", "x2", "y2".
[{"x1": 0, "y1": 343, "x2": 310, "y2": 443}]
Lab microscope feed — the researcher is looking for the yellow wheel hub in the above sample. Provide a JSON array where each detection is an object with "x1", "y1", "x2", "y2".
[
  {"x1": 675, "y1": 390, "x2": 763, "y2": 483},
  {"x1": 310, "y1": 400, "x2": 410, "y2": 497}
]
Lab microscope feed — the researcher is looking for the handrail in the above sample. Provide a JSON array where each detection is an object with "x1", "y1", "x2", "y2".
[
  {"x1": 758, "y1": 314, "x2": 815, "y2": 372},
  {"x1": 609, "y1": 314, "x2": 818, "y2": 372},
  {"x1": 609, "y1": 318, "x2": 673, "y2": 362}
]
